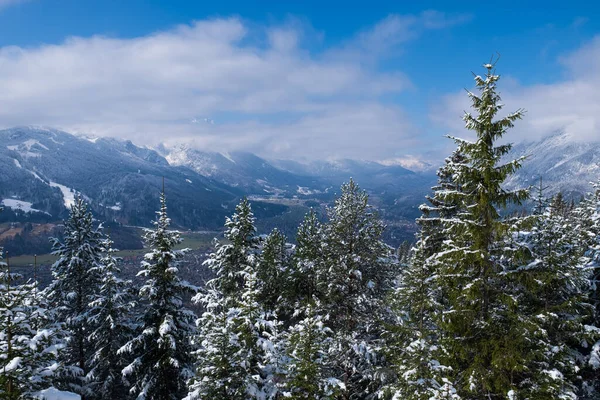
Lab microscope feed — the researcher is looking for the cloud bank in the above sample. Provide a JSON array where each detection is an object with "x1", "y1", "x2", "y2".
[
  {"x1": 0, "y1": 12, "x2": 468, "y2": 160},
  {"x1": 0, "y1": 12, "x2": 597, "y2": 162}
]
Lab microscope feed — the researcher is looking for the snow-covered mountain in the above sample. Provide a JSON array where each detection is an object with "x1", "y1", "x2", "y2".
[
  {"x1": 158, "y1": 144, "x2": 325, "y2": 197},
  {"x1": 0, "y1": 126, "x2": 243, "y2": 229},
  {"x1": 3, "y1": 126, "x2": 598, "y2": 240},
  {"x1": 159, "y1": 143, "x2": 435, "y2": 197},
  {"x1": 159, "y1": 144, "x2": 439, "y2": 226},
  {"x1": 505, "y1": 131, "x2": 600, "y2": 198}
]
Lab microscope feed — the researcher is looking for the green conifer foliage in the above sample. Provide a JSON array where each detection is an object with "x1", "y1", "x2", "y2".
[
  {"x1": 45, "y1": 195, "x2": 104, "y2": 397},
  {"x1": 120, "y1": 191, "x2": 196, "y2": 400},
  {"x1": 434, "y1": 61, "x2": 529, "y2": 398}
]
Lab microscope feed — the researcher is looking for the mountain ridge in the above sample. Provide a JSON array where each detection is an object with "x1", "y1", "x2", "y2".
[{"x1": 2, "y1": 126, "x2": 599, "y2": 256}]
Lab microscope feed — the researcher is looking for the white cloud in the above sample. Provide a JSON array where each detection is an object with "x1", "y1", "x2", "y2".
[
  {"x1": 0, "y1": 14, "x2": 465, "y2": 160},
  {"x1": 432, "y1": 36, "x2": 600, "y2": 148},
  {"x1": 327, "y1": 10, "x2": 471, "y2": 63}
]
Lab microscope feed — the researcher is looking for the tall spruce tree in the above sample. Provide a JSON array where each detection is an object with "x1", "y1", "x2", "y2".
[
  {"x1": 211, "y1": 198, "x2": 259, "y2": 297},
  {"x1": 382, "y1": 150, "x2": 467, "y2": 399},
  {"x1": 120, "y1": 189, "x2": 196, "y2": 400},
  {"x1": 434, "y1": 60, "x2": 529, "y2": 398},
  {"x1": 0, "y1": 250, "x2": 35, "y2": 400},
  {"x1": 186, "y1": 199, "x2": 281, "y2": 400},
  {"x1": 318, "y1": 179, "x2": 394, "y2": 398},
  {"x1": 87, "y1": 236, "x2": 135, "y2": 399},
  {"x1": 45, "y1": 195, "x2": 104, "y2": 397}
]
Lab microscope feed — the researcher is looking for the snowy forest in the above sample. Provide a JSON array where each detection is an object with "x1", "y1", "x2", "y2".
[{"x1": 2, "y1": 63, "x2": 600, "y2": 400}]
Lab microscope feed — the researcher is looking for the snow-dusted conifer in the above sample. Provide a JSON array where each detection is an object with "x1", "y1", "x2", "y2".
[
  {"x1": 0, "y1": 250, "x2": 35, "y2": 399},
  {"x1": 86, "y1": 236, "x2": 135, "y2": 399},
  {"x1": 0, "y1": 245, "x2": 69, "y2": 398},
  {"x1": 45, "y1": 195, "x2": 104, "y2": 396},
  {"x1": 186, "y1": 285, "x2": 247, "y2": 399},
  {"x1": 382, "y1": 151, "x2": 465, "y2": 399},
  {"x1": 282, "y1": 300, "x2": 342, "y2": 399},
  {"x1": 257, "y1": 228, "x2": 291, "y2": 315},
  {"x1": 211, "y1": 197, "x2": 259, "y2": 297},
  {"x1": 418, "y1": 148, "x2": 467, "y2": 257},
  {"x1": 576, "y1": 183, "x2": 600, "y2": 395},
  {"x1": 287, "y1": 209, "x2": 323, "y2": 313},
  {"x1": 186, "y1": 198, "x2": 259, "y2": 399},
  {"x1": 186, "y1": 198, "x2": 282, "y2": 400},
  {"x1": 319, "y1": 179, "x2": 393, "y2": 397},
  {"x1": 504, "y1": 191, "x2": 595, "y2": 398},
  {"x1": 434, "y1": 60, "x2": 529, "y2": 397},
  {"x1": 120, "y1": 190, "x2": 196, "y2": 400}
]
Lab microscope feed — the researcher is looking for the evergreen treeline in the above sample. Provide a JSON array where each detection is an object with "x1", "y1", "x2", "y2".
[{"x1": 2, "y1": 62, "x2": 600, "y2": 400}]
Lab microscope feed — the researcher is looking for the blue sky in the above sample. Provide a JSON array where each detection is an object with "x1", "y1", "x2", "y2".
[{"x1": 0, "y1": 0, "x2": 597, "y2": 164}]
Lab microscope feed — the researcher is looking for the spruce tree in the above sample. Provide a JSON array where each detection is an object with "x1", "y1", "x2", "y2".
[
  {"x1": 186, "y1": 199, "x2": 281, "y2": 400},
  {"x1": 0, "y1": 251, "x2": 34, "y2": 400},
  {"x1": 0, "y1": 248, "x2": 70, "y2": 398},
  {"x1": 120, "y1": 190, "x2": 196, "y2": 400},
  {"x1": 45, "y1": 195, "x2": 104, "y2": 397},
  {"x1": 504, "y1": 192, "x2": 594, "y2": 398},
  {"x1": 382, "y1": 150, "x2": 466, "y2": 400},
  {"x1": 319, "y1": 179, "x2": 394, "y2": 398},
  {"x1": 577, "y1": 183, "x2": 600, "y2": 395},
  {"x1": 186, "y1": 198, "x2": 259, "y2": 399},
  {"x1": 282, "y1": 301, "x2": 342, "y2": 399},
  {"x1": 434, "y1": 61, "x2": 529, "y2": 398},
  {"x1": 209, "y1": 197, "x2": 259, "y2": 297},
  {"x1": 256, "y1": 228, "x2": 290, "y2": 316},
  {"x1": 186, "y1": 283, "x2": 247, "y2": 399},
  {"x1": 87, "y1": 236, "x2": 135, "y2": 399},
  {"x1": 287, "y1": 209, "x2": 324, "y2": 313}
]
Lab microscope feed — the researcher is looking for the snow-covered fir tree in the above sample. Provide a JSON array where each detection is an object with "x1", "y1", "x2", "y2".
[
  {"x1": 256, "y1": 228, "x2": 291, "y2": 316},
  {"x1": 318, "y1": 179, "x2": 394, "y2": 398},
  {"x1": 504, "y1": 192, "x2": 595, "y2": 398},
  {"x1": 382, "y1": 151, "x2": 466, "y2": 400},
  {"x1": 0, "y1": 249, "x2": 35, "y2": 400},
  {"x1": 434, "y1": 61, "x2": 529, "y2": 398},
  {"x1": 282, "y1": 300, "x2": 342, "y2": 399},
  {"x1": 120, "y1": 190, "x2": 196, "y2": 400},
  {"x1": 576, "y1": 183, "x2": 600, "y2": 395},
  {"x1": 287, "y1": 209, "x2": 324, "y2": 314},
  {"x1": 186, "y1": 198, "x2": 282, "y2": 400},
  {"x1": 0, "y1": 243, "x2": 70, "y2": 398},
  {"x1": 44, "y1": 195, "x2": 104, "y2": 397},
  {"x1": 186, "y1": 284, "x2": 247, "y2": 399},
  {"x1": 418, "y1": 148, "x2": 467, "y2": 258},
  {"x1": 86, "y1": 236, "x2": 135, "y2": 399},
  {"x1": 211, "y1": 197, "x2": 260, "y2": 297}
]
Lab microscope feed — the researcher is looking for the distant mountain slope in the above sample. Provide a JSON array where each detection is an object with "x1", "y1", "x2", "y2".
[
  {"x1": 159, "y1": 144, "x2": 325, "y2": 196},
  {"x1": 505, "y1": 131, "x2": 600, "y2": 198},
  {"x1": 160, "y1": 144, "x2": 435, "y2": 198},
  {"x1": 0, "y1": 126, "x2": 245, "y2": 229},
  {"x1": 271, "y1": 158, "x2": 427, "y2": 192},
  {"x1": 5, "y1": 126, "x2": 597, "y2": 253}
]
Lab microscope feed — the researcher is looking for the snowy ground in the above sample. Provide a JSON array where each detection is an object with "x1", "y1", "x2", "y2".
[
  {"x1": 49, "y1": 182, "x2": 76, "y2": 208},
  {"x1": 1, "y1": 198, "x2": 50, "y2": 215},
  {"x1": 35, "y1": 387, "x2": 80, "y2": 400}
]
